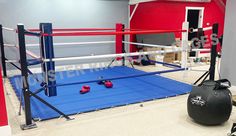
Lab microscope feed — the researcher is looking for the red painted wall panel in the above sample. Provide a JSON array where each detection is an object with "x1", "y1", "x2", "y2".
[
  {"x1": 130, "y1": 1, "x2": 226, "y2": 52},
  {"x1": 0, "y1": 67, "x2": 8, "y2": 126}
]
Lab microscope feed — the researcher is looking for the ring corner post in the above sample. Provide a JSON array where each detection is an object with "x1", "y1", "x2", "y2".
[
  {"x1": 209, "y1": 23, "x2": 219, "y2": 80},
  {"x1": 181, "y1": 22, "x2": 189, "y2": 69},
  {"x1": 39, "y1": 23, "x2": 57, "y2": 97},
  {"x1": 116, "y1": 23, "x2": 125, "y2": 66},
  {"x1": 0, "y1": 24, "x2": 7, "y2": 77},
  {"x1": 122, "y1": 24, "x2": 125, "y2": 66},
  {"x1": 197, "y1": 28, "x2": 204, "y2": 49},
  {"x1": 17, "y1": 24, "x2": 37, "y2": 130}
]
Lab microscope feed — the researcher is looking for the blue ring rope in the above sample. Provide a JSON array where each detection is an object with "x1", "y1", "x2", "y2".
[
  {"x1": 48, "y1": 68, "x2": 185, "y2": 88},
  {"x1": 149, "y1": 60, "x2": 182, "y2": 68}
]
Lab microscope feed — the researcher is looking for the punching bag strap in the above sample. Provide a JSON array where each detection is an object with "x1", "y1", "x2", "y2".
[
  {"x1": 215, "y1": 79, "x2": 231, "y2": 90},
  {"x1": 229, "y1": 123, "x2": 236, "y2": 136}
]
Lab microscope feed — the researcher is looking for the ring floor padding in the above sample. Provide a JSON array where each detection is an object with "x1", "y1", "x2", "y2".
[{"x1": 10, "y1": 66, "x2": 192, "y2": 120}]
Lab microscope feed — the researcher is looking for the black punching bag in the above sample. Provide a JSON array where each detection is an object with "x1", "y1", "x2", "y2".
[{"x1": 187, "y1": 79, "x2": 232, "y2": 125}]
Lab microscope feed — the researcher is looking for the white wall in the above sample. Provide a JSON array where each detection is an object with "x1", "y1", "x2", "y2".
[
  {"x1": 0, "y1": 0, "x2": 129, "y2": 67},
  {"x1": 221, "y1": 0, "x2": 236, "y2": 85}
]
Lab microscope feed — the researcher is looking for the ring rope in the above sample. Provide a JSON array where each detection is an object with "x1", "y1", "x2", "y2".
[
  {"x1": 25, "y1": 41, "x2": 116, "y2": 47},
  {"x1": 6, "y1": 59, "x2": 47, "y2": 88},
  {"x1": 5, "y1": 41, "x2": 209, "y2": 51},
  {"x1": 5, "y1": 60, "x2": 19, "y2": 63},
  {"x1": 27, "y1": 28, "x2": 172, "y2": 32},
  {"x1": 27, "y1": 28, "x2": 116, "y2": 32},
  {"x1": 4, "y1": 44, "x2": 40, "y2": 59},
  {"x1": 37, "y1": 26, "x2": 213, "y2": 37},
  {"x1": 43, "y1": 48, "x2": 210, "y2": 62},
  {"x1": 44, "y1": 49, "x2": 183, "y2": 62},
  {"x1": 192, "y1": 48, "x2": 211, "y2": 52},
  {"x1": 122, "y1": 41, "x2": 177, "y2": 49},
  {"x1": 50, "y1": 68, "x2": 185, "y2": 88},
  {"x1": 15, "y1": 45, "x2": 40, "y2": 59},
  {"x1": 2, "y1": 27, "x2": 15, "y2": 32},
  {"x1": 1, "y1": 26, "x2": 212, "y2": 35},
  {"x1": 42, "y1": 29, "x2": 187, "y2": 37},
  {"x1": 3, "y1": 43, "x2": 15, "y2": 47},
  {"x1": 4, "y1": 43, "x2": 210, "y2": 64}
]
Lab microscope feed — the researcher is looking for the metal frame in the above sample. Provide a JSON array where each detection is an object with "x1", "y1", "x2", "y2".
[
  {"x1": 15, "y1": 24, "x2": 71, "y2": 130},
  {"x1": 17, "y1": 24, "x2": 37, "y2": 130},
  {"x1": 0, "y1": 25, "x2": 7, "y2": 77},
  {"x1": 209, "y1": 23, "x2": 219, "y2": 80},
  {"x1": 194, "y1": 23, "x2": 219, "y2": 85}
]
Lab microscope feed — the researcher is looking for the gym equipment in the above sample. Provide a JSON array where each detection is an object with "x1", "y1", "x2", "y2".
[
  {"x1": 80, "y1": 85, "x2": 91, "y2": 94},
  {"x1": 141, "y1": 58, "x2": 153, "y2": 66},
  {"x1": 104, "y1": 80, "x2": 113, "y2": 88},
  {"x1": 187, "y1": 79, "x2": 232, "y2": 125},
  {"x1": 194, "y1": 24, "x2": 219, "y2": 84},
  {"x1": 1, "y1": 22, "x2": 216, "y2": 128}
]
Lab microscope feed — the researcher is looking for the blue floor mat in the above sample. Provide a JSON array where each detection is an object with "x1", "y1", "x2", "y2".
[{"x1": 9, "y1": 66, "x2": 192, "y2": 120}]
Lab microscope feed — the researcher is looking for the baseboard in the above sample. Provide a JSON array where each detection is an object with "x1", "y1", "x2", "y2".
[{"x1": 0, "y1": 125, "x2": 11, "y2": 136}]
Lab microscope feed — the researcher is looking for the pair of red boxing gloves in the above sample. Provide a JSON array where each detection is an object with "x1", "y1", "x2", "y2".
[
  {"x1": 97, "y1": 80, "x2": 113, "y2": 88},
  {"x1": 97, "y1": 76, "x2": 113, "y2": 88},
  {"x1": 80, "y1": 79, "x2": 113, "y2": 94}
]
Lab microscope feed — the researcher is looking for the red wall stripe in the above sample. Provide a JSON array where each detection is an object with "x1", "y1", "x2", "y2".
[{"x1": 0, "y1": 67, "x2": 8, "y2": 126}]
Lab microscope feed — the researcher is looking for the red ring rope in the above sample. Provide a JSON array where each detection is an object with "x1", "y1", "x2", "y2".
[
  {"x1": 28, "y1": 28, "x2": 116, "y2": 32},
  {"x1": 42, "y1": 29, "x2": 187, "y2": 37},
  {"x1": 28, "y1": 28, "x2": 146, "y2": 32}
]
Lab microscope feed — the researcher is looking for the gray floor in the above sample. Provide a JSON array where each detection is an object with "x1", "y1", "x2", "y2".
[{"x1": 3, "y1": 64, "x2": 236, "y2": 136}]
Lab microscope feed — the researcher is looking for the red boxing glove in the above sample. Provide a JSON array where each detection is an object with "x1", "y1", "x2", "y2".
[
  {"x1": 104, "y1": 81, "x2": 113, "y2": 88},
  {"x1": 80, "y1": 85, "x2": 90, "y2": 94}
]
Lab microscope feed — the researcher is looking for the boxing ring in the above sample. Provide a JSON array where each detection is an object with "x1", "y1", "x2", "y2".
[
  {"x1": 10, "y1": 66, "x2": 191, "y2": 120},
  {"x1": 0, "y1": 22, "x2": 218, "y2": 129}
]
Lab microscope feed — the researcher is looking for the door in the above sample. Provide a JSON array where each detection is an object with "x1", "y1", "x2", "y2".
[{"x1": 187, "y1": 10, "x2": 200, "y2": 40}]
